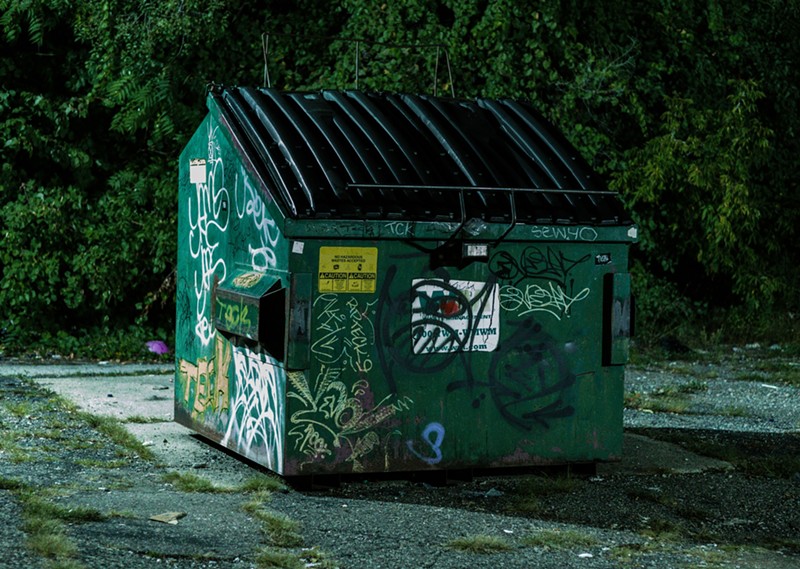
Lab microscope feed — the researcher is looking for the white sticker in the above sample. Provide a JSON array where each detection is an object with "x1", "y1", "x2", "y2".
[
  {"x1": 189, "y1": 159, "x2": 206, "y2": 184},
  {"x1": 465, "y1": 244, "x2": 488, "y2": 257},
  {"x1": 411, "y1": 279, "x2": 500, "y2": 354},
  {"x1": 627, "y1": 226, "x2": 638, "y2": 239},
  {"x1": 292, "y1": 241, "x2": 305, "y2": 254}
]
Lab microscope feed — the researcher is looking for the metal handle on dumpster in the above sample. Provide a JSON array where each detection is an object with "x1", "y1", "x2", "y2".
[
  {"x1": 495, "y1": 189, "x2": 518, "y2": 244},
  {"x1": 347, "y1": 183, "x2": 619, "y2": 246}
]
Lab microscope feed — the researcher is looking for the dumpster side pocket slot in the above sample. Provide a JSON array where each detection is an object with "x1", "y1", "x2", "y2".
[
  {"x1": 603, "y1": 272, "x2": 632, "y2": 366},
  {"x1": 213, "y1": 272, "x2": 286, "y2": 361}
]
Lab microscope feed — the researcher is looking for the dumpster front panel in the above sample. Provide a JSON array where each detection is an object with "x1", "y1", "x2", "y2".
[
  {"x1": 176, "y1": 113, "x2": 290, "y2": 474},
  {"x1": 281, "y1": 235, "x2": 630, "y2": 475}
]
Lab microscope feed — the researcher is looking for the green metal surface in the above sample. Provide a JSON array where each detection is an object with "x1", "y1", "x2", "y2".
[
  {"x1": 175, "y1": 94, "x2": 636, "y2": 476},
  {"x1": 605, "y1": 272, "x2": 633, "y2": 366}
]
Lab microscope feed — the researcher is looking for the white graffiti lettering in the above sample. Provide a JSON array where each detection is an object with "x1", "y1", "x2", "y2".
[
  {"x1": 188, "y1": 124, "x2": 229, "y2": 346},
  {"x1": 385, "y1": 220, "x2": 413, "y2": 237},
  {"x1": 235, "y1": 165, "x2": 280, "y2": 270},
  {"x1": 310, "y1": 295, "x2": 347, "y2": 364},
  {"x1": 500, "y1": 282, "x2": 591, "y2": 320},
  {"x1": 222, "y1": 348, "x2": 284, "y2": 473},
  {"x1": 528, "y1": 225, "x2": 598, "y2": 242}
]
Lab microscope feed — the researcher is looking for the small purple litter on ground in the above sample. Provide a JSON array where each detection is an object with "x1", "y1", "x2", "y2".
[{"x1": 146, "y1": 340, "x2": 170, "y2": 355}]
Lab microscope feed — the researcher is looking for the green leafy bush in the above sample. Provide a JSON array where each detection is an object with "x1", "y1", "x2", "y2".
[{"x1": 2, "y1": 0, "x2": 799, "y2": 359}]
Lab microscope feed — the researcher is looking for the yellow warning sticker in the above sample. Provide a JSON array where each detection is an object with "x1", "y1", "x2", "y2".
[{"x1": 318, "y1": 247, "x2": 378, "y2": 294}]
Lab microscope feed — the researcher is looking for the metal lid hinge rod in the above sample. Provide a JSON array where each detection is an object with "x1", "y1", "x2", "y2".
[{"x1": 494, "y1": 189, "x2": 518, "y2": 245}]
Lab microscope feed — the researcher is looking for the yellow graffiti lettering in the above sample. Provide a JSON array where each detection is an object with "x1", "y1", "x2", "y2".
[
  {"x1": 178, "y1": 335, "x2": 231, "y2": 418},
  {"x1": 218, "y1": 298, "x2": 253, "y2": 329},
  {"x1": 211, "y1": 333, "x2": 231, "y2": 412},
  {"x1": 232, "y1": 271, "x2": 263, "y2": 288}
]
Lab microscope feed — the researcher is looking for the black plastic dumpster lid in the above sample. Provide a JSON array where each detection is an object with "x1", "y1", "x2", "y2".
[{"x1": 213, "y1": 86, "x2": 633, "y2": 226}]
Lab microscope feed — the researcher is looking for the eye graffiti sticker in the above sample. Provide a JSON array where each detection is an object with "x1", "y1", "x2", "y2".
[{"x1": 410, "y1": 279, "x2": 500, "y2": 354}]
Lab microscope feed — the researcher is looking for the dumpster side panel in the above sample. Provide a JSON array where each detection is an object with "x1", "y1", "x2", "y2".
[
  {"x1": 282, "y1": 235, "x2": 630, "y2": 475},
  {"x1": 176, "y1": 113, "x2": 290, "y2": 473}
]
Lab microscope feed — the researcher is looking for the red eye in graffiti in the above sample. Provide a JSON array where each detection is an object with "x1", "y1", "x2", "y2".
[
  {"x1": 423, "y1": 295, "x2": 464, "y2": 318},
  {"x1": 418, "y1": 290, "x2": 468, "y2": 318},
  {"x1": 439, "y1": 298, "x2": 462, "y2": 317}
]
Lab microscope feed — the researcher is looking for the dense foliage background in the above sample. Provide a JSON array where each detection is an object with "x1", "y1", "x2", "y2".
[{"x1": 1, "y1": 0, "x2": 798, "y2": 358}]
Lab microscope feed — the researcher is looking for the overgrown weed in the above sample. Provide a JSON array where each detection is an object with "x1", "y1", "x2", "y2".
[
  {"x1": 79, "y1": 413, "x2": 155, "y2": 461},
  {"x1": 4, "y1": 483, "x2": 96, "y2": 567},
  {"x1": 446, "y1": 534, "x2": 513, "y2": 553},
  {"x1": 124, "y1": 415, "x2": 167, "y2": 424},
  {"x1": 238, "y1": 475, "x2": 285, "y2": 494},
  {"x1": 522, "y1": 528, "x2": 598, "y2": 549},
  {"x1": 255, "y1": 547, "x2": 304, "y2": 569},
  {"x1": 162, "y1": 471, "x2": 234, "y2": 493}
]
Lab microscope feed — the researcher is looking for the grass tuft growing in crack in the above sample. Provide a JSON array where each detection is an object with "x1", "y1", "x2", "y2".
[
  {"x1": 21, "y1": 490, "x2": 106, "y2": 524},
  {"x1": 5, "y1": 400, "x2": 35, "y2": 418},
  {"x1": 522, "y1": 528, "x2": 599, "y2": 550},
  {"x1": 238, "y1": 475, "x2": 285, "y2": 494},
  {"x1": 254, "y1": 545, "x2": 340, "y2": 569},
  {"x1": 625, "y1": 390, "x2": 691, "y2": 414},
  {"x1": 255, "y1": 547, "x2": 304, "y2": 569},
  {"x1": 162, "y1": 471, "x2": 234, "y2": 493},
  {"x1": 1, "y1": 480, "x2": 96, "y2": 568},
  {"x1": 609, "y1": 541, "x2": 672, "y2": 562},
  {"x1": 255, "y1": 510, "x2": 304, "y2": 548},
  {"x1": 79, "y1": 413, "x2": 156, "y2": 461},
  {"x1": 446, "y1": 534, "x2": 514, "y2": 553},
  {"x1": 3, "y1": 380, "x2": 157, "y2": 462},
  {"x1": 162, "y1": 471, "x2": 285, "y2": 494},
  {"x1": 718, "y1": 405, "x2": 749, "y2": 417},
  {"x1": 0, "y1": 476, "x2": 25, "y2": 491},
  {"x1": 625, "y1": 380, "x2": 715, "y2": 415},
  {"x1": 0, "y1": 429, "x2": 32, "y2": 463},
  {"x1": 242, "y1": 491, "x2": 306, "y2": 551},
  {"x1": 124, "y1": 415, "x2": 168, "y2": 424},
  {"x1": 739, "y1": 361, "x2": 800, "y2": 387}
]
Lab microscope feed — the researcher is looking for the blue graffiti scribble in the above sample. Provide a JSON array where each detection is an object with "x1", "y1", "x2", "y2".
[{"x1": 406, "y1": 422, "x2": 445, "y2": 465}]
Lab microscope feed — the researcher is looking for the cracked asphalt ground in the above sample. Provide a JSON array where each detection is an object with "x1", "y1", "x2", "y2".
[{"x1": 0, "y1": 351, "x2": 799, "y2": 568}]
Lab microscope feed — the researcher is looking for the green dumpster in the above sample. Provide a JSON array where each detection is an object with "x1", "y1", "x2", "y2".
[{"x1": 175, "y1": 86, "x2": 637, "y2": 476}]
